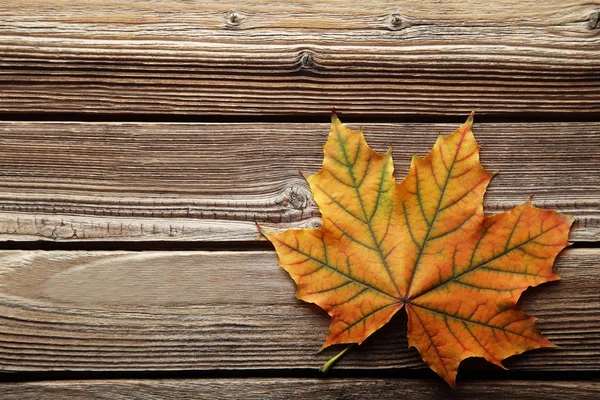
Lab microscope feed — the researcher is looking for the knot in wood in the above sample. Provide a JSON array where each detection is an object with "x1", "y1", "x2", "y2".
[
  {"x1": 589, "y1": 10, "x2": 600, "y2": 30},
  {"x1": 282, "y1": 186, "x2": 314, "y2": 210},
  {"x1": 297, "y1": 50, "x2": 317, "y2": 72},
  {"x1": 225, "y1": 10, "x2": 242, "y2": 27},
  {"x1": 388, "y1": 13, "x2": 406, "y2": 30}
]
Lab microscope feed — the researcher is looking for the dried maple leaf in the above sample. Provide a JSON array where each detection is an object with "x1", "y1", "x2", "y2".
[{"x1": 261, "y1": 112, "x2": 573, "y2": 387}]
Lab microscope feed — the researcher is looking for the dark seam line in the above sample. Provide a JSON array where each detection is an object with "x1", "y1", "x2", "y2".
[{"x1": 2, "y1": 112, "x2": 600, "y2": 124}]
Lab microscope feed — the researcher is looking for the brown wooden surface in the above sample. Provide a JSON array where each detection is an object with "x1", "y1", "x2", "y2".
[
  {"x1": 1, "y1": 121, "x2": 598, "y2": 242},
  {"x1": 1, "y1": 1, "x2": 599, "y2": 117},
  {"x1": 1, "y1": 0, "x2": 599, "y2": 398},
  {"x1": 2, "y1": 379, "x2": 600, "y2": 400},
  {"x1": 0, "y1": 249, "x2": 596, "y2": 371}
]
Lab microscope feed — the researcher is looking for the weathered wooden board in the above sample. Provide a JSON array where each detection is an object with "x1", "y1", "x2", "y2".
[
  {"x1": 1, "y1": 1, "x2": 599, "y2": 116},
  {"x1": 2, "y1": 378, "x2": 600, "y2": 399},
  {"x1": 0, "y1": 248, "x2": 596, "y2": 372},
  {"x1": 0, "y1": 121, "x2": 597, "y2": 242}
]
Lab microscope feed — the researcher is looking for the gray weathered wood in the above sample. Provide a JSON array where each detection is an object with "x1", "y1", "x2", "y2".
[
  {"x1": 0, "y1": 248, "x2": 596, "y2": 372},
  {"x1": 0, "y1": 121, "x2": 598, "y2": 242},
  {"x1": 1, "y1": 1, "x2": 599, "y2": 116},
  {"x1": 2, "y1": 378, "x2": 599, "y2": 399}
]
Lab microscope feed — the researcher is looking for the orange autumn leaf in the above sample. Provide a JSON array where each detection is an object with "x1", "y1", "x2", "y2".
[{"x1": 261, "y1": 112, "x2": 573, "y2": 387}]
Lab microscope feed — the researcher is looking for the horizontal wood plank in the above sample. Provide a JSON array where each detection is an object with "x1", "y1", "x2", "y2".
[
  {"x1": 2, "y1": 378, "x2": 600, "y2": 399},
  {"x1": 1, "y1": 1, "x2": 599, "y2": 116},
  {"x1": 0, "y1": 121, "x2": 598, "y2": 242},
  {"x1": 0, "y1": 248, "x2": 597, "y2": 372}
]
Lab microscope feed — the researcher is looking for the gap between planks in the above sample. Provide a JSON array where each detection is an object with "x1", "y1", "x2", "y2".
[{"x1": 1, "y1": 378, "x2": 600, "y2": 399}]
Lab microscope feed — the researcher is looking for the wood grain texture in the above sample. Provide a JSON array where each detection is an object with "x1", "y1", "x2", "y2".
[
  {"x1": 0, "y1": 121, "x2": 598, "y2": 242},
  {"x1": 2, "y1": 379, "x2": 600, "y2": 399},
  {"x1": 1, "y1": 1, "x2": 599, "y2": 116},
  {"x1": 0, "y1": 248, "x2": 597, "y2": 372}
]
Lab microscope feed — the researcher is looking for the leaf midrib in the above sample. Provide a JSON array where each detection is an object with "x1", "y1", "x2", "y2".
[
  {"x1": 333, "y1": 123, "x2": 402, "y2": 297},
  {"x1": 405, "y1": 133, "x2": 465, "y2": 298}
]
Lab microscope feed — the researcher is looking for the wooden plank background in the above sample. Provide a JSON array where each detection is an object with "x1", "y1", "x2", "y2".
[{"x1": 1, "y1": 0, "x2": 599, "y2": 398}]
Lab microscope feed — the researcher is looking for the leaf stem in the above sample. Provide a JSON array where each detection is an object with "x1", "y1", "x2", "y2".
[{"x1": 320, "y1": 344, "x2": 355, "y2": 375}]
